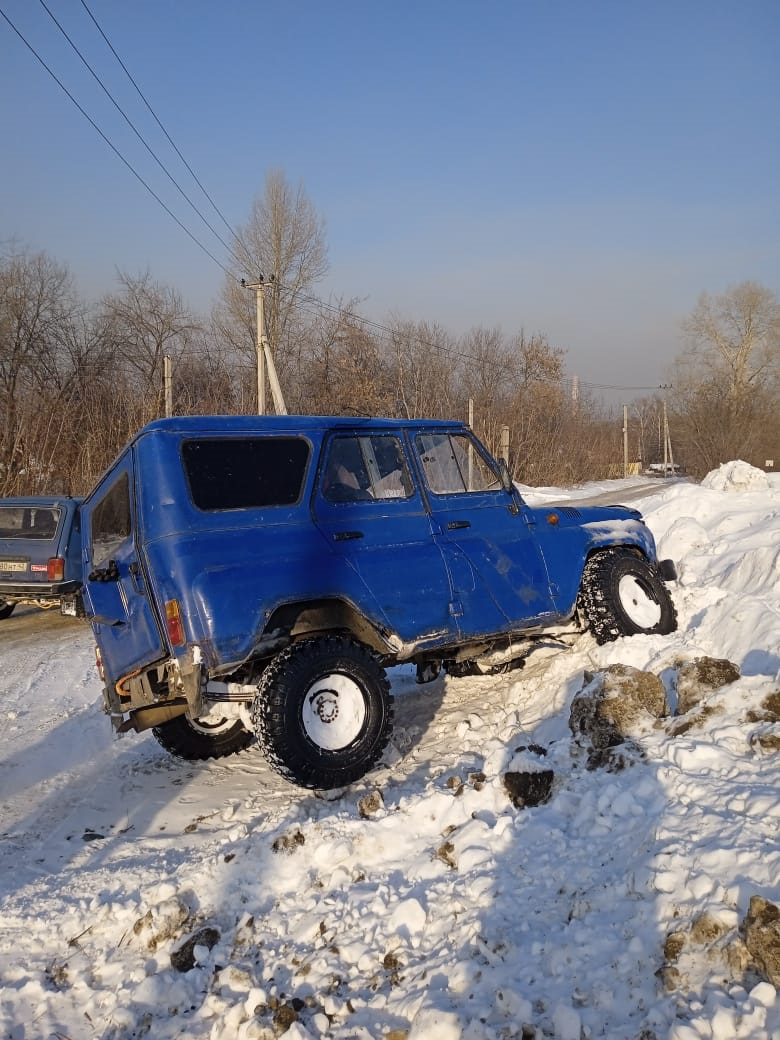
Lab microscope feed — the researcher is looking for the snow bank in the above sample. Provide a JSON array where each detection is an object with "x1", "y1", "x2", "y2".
[{"x1": 700, "y1": 459, "x2": 771, "y2": 492}]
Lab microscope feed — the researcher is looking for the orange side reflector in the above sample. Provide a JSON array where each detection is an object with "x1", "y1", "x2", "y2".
[
  {"x1": 47, "y1": 557, "x2": 65, "y2": 581},
  {"x1": 165, "y1": 599, "x2": 186, "y2": 646}
]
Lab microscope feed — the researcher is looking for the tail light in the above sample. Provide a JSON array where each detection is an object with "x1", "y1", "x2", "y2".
[
  {"x1": 95, "y1": 646, "x2": 105, "y2": 681},
  {"x1": 47, "y1": 557, "x2": 65, "y2": 581},
  {"x1": 165, "y1": 599, "x2": 186, "y2": 647}
]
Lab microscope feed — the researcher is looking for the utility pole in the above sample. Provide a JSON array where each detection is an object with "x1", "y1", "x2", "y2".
[
  {"x1": 659, "y1": 385, "x2": 674, "y2": 475},
  {"x1": 623, "y1": 405, "x2": 629, "y2": 478},
  {"x1": 163, "y1": 355, "x2": 173, "y2": 417},
  {"x1": 242, "y1": 278, "x2": 287, "y2": 415},
  {"x1": 467, "y1": 399, "x2": 474, "y2": 489},
  {"x1": 662, "y1": 398, "x2": 669, "y2": 475}
]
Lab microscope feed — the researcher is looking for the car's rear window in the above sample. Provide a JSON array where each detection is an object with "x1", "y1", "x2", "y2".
[
  {"x1": 0, "y1": 506, "x2": 60, "y2": 540},
  {"x1": 182, "y1": 437, "x2": 311, "y2": 511}
]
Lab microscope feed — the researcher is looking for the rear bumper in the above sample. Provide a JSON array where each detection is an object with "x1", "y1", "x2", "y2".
[{"x1": 0, "y1": 579, "x2": 81, "y2": 601}]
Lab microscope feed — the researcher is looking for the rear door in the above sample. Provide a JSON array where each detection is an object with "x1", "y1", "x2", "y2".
[
  {"x1": 0, "y1": 502, "x2": 61, "y2": 591},
  {"x1": 80, "y1": 455, "x2": 166, "y2": 687},
  {"x1": 313, "y1": 431, "x2": 459, "y2": 646}
]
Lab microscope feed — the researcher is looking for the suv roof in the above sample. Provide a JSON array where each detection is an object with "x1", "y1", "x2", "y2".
[
  {"x1": 0, "y1": 495, "x2": 81, "y2": 507},
  {"x1": 134, "y1": 415, "x2": 465, "y2": 440}
]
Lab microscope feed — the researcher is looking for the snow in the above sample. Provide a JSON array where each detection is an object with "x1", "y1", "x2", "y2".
[{"x1": 2, "y1": 460, "x2": 780, "y2": 1039}]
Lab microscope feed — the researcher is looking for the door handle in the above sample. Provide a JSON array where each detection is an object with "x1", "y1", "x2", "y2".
[
  {"x1": 333, "y1": 531, "x2": 364, "y2": 541},
  {"x1": 447, "y1": 520, "x2": 471, "y2": 530}
]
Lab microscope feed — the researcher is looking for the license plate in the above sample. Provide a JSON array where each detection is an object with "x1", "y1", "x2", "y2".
[{"x1": 0, "y1": 560, "x2": 27, "y2": 573}]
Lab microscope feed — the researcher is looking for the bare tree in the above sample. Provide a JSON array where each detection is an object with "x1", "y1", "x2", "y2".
[
  {"x1": 681, "y1": 282, "x2": 780, "y2": 401},
  {"x1": 214, "y1": 170, "x2": 329, "y2": 409},
  {"x1": 386, "y1": 318, "x2": 458, "y2": 420},
  {"x1": 0, "y1": 248, "x2": 82, "y2": 493},
  {"x1": 672, "y1": 282, "x2": 780, "y2": 472},
  {"x1": 101, "y1": 270, "x2": 198, "y2": 421}
]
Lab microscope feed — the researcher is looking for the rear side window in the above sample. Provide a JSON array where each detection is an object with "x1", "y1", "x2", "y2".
[
  {"x1": 322, "y1": 434, "x2": 414, "y2": 502},
  {"x1": 0, "y1": 506, "x2": 60, "y2": 540},
  {"x1": 183, "y1": 437, "x2": 310, "y2": 511},
  {"x1": 91, "y1": 473, "x2": 131, "y2": 567}
]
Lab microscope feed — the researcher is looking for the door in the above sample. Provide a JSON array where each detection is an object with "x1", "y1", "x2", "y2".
[
  {"x1": 314, "y1": 432, "x2": 459, "y2": 647},
  {"x1": 413, "y1": 430, "x2": 558, "y2": 636},
  {"x1": 80, "y1": 457, "x2": 166, "y2": 688}
]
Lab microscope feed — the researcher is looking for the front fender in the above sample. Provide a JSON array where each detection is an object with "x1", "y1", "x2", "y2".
[{"x1": 531, "y1": 506, "x2": 659, "y2": 616}]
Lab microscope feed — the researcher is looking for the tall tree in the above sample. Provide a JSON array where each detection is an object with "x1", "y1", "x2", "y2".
[
  {"x1": 672, "y1": 282, "x2": 780, "y2": 473},
  {"x1": 386, "y1": 318, "x2": 457, "y2": 420},
  {"x1": 100, "y1": 269, "x2": 198, "y2": 421},
  {"x1": 0, "y1": 248, "x2": 81, "y2": 493},
  {"x1": 214, "y1": 171, "x2": 329, "y2": 410}
]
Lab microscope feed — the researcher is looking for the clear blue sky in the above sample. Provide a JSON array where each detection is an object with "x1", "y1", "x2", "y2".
[{"x1": 2, "y1": 0, "x2": 778, "y2": 400}]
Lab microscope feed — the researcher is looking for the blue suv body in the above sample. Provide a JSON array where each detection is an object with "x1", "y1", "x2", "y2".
[
  {"x1": 78, "y1": 415, "x2": 677, "y2": 789},
  {"x1": 0, "y1": 496, "x2": 83, "y2": 618}
]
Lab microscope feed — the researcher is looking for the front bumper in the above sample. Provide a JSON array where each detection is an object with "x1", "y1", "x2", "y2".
[{"x1": 658, "y1": 559, "x2": 677, "y2": 582}]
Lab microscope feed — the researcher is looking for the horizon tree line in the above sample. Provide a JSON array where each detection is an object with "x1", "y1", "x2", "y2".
[{"x1": 2, "y1": 173, "x2": 778, "y2": 496}]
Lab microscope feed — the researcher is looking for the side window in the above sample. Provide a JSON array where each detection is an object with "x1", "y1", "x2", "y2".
[
  {"x1": 322, "y1": 435, "x2": 414, "y2": 503},
  {"x1": 182, "y1": 437, "x2": 310, "y2": 510},
  {"x1": 91, "y1": 473, "x2": 131, "y2": 567},
  {"x1": 415, "y1": 432, "x2": 499, "y2": 495}
]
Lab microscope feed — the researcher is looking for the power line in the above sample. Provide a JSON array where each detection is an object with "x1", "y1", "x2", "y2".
[
  {"x1": 272, "y1": 282, "x2": 667, "y2": 394},
  {"x1": 0, "y1": 4, "x2": 234, "y2": 279},
  {"x1": 1, "y1": 6, "x2": 668, "y2": 397},
  {"x1": 78, "y1": 0, "x2": 247, "y2": 258},
  {"x1": 36, "y1": 0, "x2": 248, "y2": 274}
]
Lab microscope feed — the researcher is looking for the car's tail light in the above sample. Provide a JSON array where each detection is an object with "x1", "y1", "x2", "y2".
[
  {"x1": 47, "y1": 557, "x2": 65, "y2": 581},
  {"x1": 165, "y1": 599, "x2": 186, "y2": 646},
  {"x1": 95, "y1": 646, "x2": 105, "y2": 681}
]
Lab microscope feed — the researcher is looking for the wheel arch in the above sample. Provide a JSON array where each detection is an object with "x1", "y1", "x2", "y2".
[
  {"x1": 577, "y1": 544, "x2": 677, "y2": 644},
  {"x1": 583, "y1": 543, "x2": 648, "y2": 569},
  {"x1": 264, "y1": 597, "x2": 394, "y2": 657}
]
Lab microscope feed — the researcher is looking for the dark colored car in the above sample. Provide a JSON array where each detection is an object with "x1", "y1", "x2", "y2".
[
  {"x1": 0, "y1": 496, "x2": 83, "y2": 618},
  {"x1": 78, "y1": 416, "x2": 677, "y2": 789}
]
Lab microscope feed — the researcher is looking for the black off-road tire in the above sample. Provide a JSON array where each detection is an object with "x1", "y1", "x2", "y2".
[
  {"x1": 252, "y1": 635, "x2": 393, "y2": 790},
  {"x1": 0, "y1": 600, "x2": 16, "y2": 620},
  {"x1": 152, "y1": 712, "x2": 254, "y2": 761},
  {"x1": 578, "y1": 549, "x2": 677, "y2": 645}
]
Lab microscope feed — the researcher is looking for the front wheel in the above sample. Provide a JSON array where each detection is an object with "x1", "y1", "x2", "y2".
[
  {"x1": 578, "y1": 550, "x2": 677, "y2": 645},
  {"x1": 152, "y1": 711, "x2": 254, "y2": 761},
  {"x1": 253, "y1": 635, "x2": 393, "y2": 790}
]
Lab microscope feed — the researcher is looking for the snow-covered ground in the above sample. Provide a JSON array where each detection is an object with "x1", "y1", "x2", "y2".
[{"x1": 1, "y1": 461, "x2": 779, "y2": 1040}]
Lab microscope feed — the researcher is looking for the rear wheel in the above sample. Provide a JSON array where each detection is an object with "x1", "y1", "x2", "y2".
[
  {"x1": 253, "y1": 635, "x2": 393, "y2": 790},
  {"x1": 0, "y1": 600, "x2": 16, "y2": 620},
  {"x1": 578, "y1": 549, "x2": 677, "y2": 645},
  {"x1": 152, "y1": 711, "x2": 253, "y2": 761}
]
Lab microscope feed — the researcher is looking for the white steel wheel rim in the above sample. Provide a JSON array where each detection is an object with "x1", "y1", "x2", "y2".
[
  {"x1": 302, "y1": 674, "x2": 367, "y2": 751},
  {"x1": 618, "y1": 574, "x2": 661, "y2": 629},
  {"x1": 190, "y1": 712, "x2": 235, "y2": 734}
]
